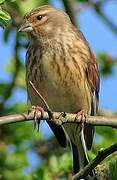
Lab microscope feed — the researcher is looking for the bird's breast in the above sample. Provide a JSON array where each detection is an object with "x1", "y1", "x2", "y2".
[{"x1": 26, "y1": 45, "x2": 91, "y2": 113}]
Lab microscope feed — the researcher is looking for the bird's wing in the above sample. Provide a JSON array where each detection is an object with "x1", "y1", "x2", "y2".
[
  {"x1": 75, "y1": 28, "x2": 100, "y2": 149},
  {"x1": 77, "y1": 28, "x2": 100, "y2": 105},
  {"x1": 86, "y1": 49, "x2": 100, "y2": 109},
  {"x1": 74, "y1": 28, "x2": 100, "y2": 106},
  {"x1": 85, "y1": 48, "x2": 100, "y2": 149}
]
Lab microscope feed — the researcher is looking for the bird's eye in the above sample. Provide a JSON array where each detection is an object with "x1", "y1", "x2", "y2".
[{"x1": 37, "y1": 15, "x2": 43, "y2": 20}]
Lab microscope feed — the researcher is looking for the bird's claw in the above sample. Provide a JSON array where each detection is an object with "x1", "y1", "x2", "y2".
[
  {"x1": 29, "y1": 106, "x2": 44, "y2": 131},
  {"x1": 75, "y1": 110, "x2": 88, "y2": 125}
]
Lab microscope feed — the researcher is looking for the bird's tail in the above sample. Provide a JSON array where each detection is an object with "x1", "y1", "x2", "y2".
[
  {"x1": 63, "y1": 123, "x2": 89, "y2": 174},
  {"x1": 71, "y1": 126, "x2": 89, "y2": 174}
]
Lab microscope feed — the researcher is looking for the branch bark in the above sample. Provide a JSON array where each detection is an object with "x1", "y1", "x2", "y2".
[
  {"x1": 72, "y1": 142, "x2": 117, "y2": 180},
  {"x1": 62, "y1": 0, "x2": 77, "y2": 26},
  {"x1": 94, "y1": 2, "x2": 117, "y2": 36},
  {"x1": 0, "y1": 111, "x2": 117, "y2": 128}
]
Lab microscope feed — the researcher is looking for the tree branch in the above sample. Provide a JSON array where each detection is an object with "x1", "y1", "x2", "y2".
[
  {"x1": 62, "y1": 0, "x2": 77, "y2": 26},
  {"x1": 72, "y1": 142, "x2": 117, "y2": 180},
  {"x1": 94, "y1": 2, "x2": 117, "y2": 36},
  {"x1": 0, "y1": 111, "x2": 117, "y2": 128}
]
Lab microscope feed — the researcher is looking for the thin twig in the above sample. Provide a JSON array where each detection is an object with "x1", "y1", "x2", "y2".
[
  {"x1": 72, "y1": 142, "x2": 117, "y2": 180},
  {"x1": 29, "y1": 81, "x2": 50, "y2": 111},
  {"x1": 62, "y1": 0, "x2": 77, "y2": 26},
  {"x1": 94, "y1": 2, "x2": 117, "y2": 36}
]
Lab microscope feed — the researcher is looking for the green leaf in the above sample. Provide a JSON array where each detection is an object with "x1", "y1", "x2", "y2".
[
  {"x1": 49, "y1": 155, "x2": 59, "y2": 172},
  {"x1": 0, "y1": 0, "x2": 5, "y2": 5},
  {"x1": 77, "y1": 0, "x2": 89, "y2": 2},
  {"x1": 0, "y1": 9, "x2": 11, "y2": 28},
  {"x1": 4, "y1": 26, "x2": 11, "y2": 42},
  {"x1": 0, "y1": 9, "x2": 11, "y2": 21},
  {"x1": 59, "y1": 153, "x2": 71, "y2": 171},
  {"x1": 9, "y1": 0, "x2": 16, "y2": 1},
  {"x1": 108, "y1": 160, "x2": 117, "y2": 180}
]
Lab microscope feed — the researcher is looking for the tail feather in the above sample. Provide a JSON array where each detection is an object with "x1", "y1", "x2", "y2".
[
  {"x1": 71, "y1": 128, "x2": 94, "y2": 178},
  {"x1": 84, "y1": 125, "x2": 95, "y2": 150},
  {"x1": 71, "y1": 143, "x2": 80, "y2": 173},
  {"x1": 71, "y1": 137, "x2": 89, "y2": 174},
  {"x1": 64, "y1": 123, "x2": 89, "y2": 173},
  {"x1": 84, "y1": 92, "x2": 97, "y2": 150},
  {"x1": 72, "y1": 127, "x2": 89, "y2": 173}
]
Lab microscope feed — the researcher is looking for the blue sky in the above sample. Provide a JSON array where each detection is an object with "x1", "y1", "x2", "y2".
[{"x1": 0, "y1": 0, "x2": 117, "y2": 111}]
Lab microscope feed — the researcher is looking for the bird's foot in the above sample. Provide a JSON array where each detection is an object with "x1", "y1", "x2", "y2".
[
  {"x1": 75, "y1": 110, "x2": 88, "y2": 125},
  {"x1": 28, "y1": 105, "x2": 44, "y2": 131}
]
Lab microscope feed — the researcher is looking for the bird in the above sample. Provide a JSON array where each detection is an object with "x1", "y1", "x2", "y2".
[{"x1": 19, "y1": 5, "x2": 100, "y2": 177}]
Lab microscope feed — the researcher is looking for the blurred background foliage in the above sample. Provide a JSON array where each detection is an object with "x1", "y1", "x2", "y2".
[{"x1": 0, "y1": 0, "x2": 117, "y2": 179}]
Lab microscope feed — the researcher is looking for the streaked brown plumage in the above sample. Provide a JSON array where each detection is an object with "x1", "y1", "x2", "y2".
[{"x1": 19, "y1": 5, "x2": 100, "y2": 176}]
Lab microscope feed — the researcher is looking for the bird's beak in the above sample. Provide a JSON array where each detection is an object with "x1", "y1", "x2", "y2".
[{"x1": 18, "y1": 22, "x2": 33, "y2": 32}]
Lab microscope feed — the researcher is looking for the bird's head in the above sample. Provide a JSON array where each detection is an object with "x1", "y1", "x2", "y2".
[{"x1": 19, "y1": 5, "x2": 72, "y2": 39}]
